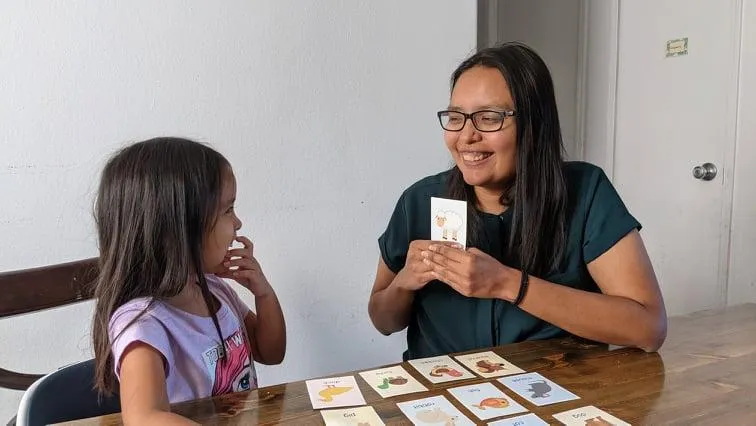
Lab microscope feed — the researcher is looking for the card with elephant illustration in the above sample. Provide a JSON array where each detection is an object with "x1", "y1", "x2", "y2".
[
  {"x1": 358, "y1": 365, "x2": 428, "y2": 398},
  {"x1": 407, "y1": 354, "x2": 476, "y2": 384},
  {"x1": 453, "y1": 350, "x2": 525, "y2": 378},
  {"x1": 498, "y1": 372, "x2": 579, "y2": 406}
]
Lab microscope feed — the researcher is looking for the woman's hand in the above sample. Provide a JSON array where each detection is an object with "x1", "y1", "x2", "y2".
[
  {"x1": 421, "y1": 243, "x2": 516, "y2": 300},
  {"x1": 395, "y1": 240, "x2": 461, "y2": 291},
  {"x1": 216, "y1": 236, "x2": 273, "y2": 298}
]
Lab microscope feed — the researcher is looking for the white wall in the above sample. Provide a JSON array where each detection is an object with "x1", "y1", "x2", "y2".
[
  {"x1": 0, "y1": 1, "x2": 476, "y2": 419},
  {"x1": 728, "y1": 0, "x2": 756, "y2": 304},
  {"x1": 484, "y1": 0, "x2": 582, "y2": 159}
]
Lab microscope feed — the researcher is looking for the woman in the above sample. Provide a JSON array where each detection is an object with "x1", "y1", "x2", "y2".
[{"x1": 368, "y1": 42, "x2": 667, "y2": 361}]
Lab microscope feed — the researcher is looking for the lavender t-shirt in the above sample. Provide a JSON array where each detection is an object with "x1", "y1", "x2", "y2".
[{"x1": 109, "y1": 275, "x2": 258, "y2": 403}]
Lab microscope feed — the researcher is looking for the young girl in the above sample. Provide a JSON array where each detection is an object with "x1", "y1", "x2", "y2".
[{"x1": 91, "y1": 137, "x2": 286, "y2": 425}]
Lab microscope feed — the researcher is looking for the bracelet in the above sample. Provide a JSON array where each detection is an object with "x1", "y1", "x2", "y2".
[{"x1": 513, "y1": 270, "x2": 529, "y2": 306}]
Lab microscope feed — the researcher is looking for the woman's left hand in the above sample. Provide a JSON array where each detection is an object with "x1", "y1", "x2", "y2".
[
  {"x1": 421, "y1": 243, "x2": 515, "y2": 300},
  {"x1": 217, "y1": 236, "x2": 274, "y2": 298}
]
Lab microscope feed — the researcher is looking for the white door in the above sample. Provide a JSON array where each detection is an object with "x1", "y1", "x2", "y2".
[{"x1": 612, "y1": 0, "x2": 741, "y2": 315}]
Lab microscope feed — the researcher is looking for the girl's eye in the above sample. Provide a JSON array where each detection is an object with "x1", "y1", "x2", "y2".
[{"x1": 226, "y1": 206, "x2": 235, "y2": 214}]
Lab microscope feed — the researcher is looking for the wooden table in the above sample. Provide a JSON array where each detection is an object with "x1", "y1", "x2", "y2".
[{"x1": 63, "y1": 303, "x2": 756, "y2": 425}]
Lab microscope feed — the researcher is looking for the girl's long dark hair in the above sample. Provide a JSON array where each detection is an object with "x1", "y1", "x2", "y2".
[
  {"x1": 446, "y1": 42, "x2": 567, "y2": 276},
  {"x1": 92, "y1": 137, "x2": 230, "y2": 395}
]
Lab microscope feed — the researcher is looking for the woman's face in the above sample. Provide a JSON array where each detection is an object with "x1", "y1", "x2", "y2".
[{"x1": 444, "y1": 65, "x2": 517, "y2": 191}]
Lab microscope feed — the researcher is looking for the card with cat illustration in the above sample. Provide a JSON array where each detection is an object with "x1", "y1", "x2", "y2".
[
  {"x1": 407, "y1": 354, "x2": 476, "y2": 384},
  {"x1": 552, "y1": 405, "x2": 630, "y2": 426},
  {"x1": 358, "y1": 365, "x2": 428, "y2": 398}
]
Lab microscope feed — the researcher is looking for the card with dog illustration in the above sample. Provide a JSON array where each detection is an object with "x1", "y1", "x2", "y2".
[
  {"x1": 552, "y1": 405, "x2": 630, "y2": 426},
  {"x1": 358, "y1": 365, "x2": 428, "y2": 398},
  {"x1": 430, "y1": 197, "x2": 467, "y2": 249},
  {"x1": 497, "y1": 372, "x2": 579, "y2": 406},
  {"x1": 407, "y1": 354, "x2": 476, "y2": 384},
  {"x1": 446, "y1": 382, "x2": 528, "y2": 420},
  {"x1": 396, "y1": 395, "x2": 475, "y2": 426},
  {"x1": 305, "y1": 375, "x2": 366, "y2": 410},
  {"x1": 488, "y1": 413, "x2": 550, "y2": 426},
  {"x1": 320, "y1": 406, "x2": 386, "y2": 426},
  {"x1": 454, "y1": 351, "x2": 525, "y2": 378}
]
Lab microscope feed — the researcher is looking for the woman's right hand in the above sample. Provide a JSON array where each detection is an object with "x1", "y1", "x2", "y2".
[{"x1": 395, "y1": 240, "x2": 459, "y2": 291}]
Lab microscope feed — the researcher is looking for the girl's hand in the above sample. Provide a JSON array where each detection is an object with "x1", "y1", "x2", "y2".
[{"x1": 217, "y1": 236, "x2": 274, "y2": 298}]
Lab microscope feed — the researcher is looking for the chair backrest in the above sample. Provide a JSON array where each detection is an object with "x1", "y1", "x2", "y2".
[
  {"x1": 0, "y1": 258, "x2": 98, "y2": 391},
  {"x1": 15, "y1": 359, "x2": 121, "y2": 426}
]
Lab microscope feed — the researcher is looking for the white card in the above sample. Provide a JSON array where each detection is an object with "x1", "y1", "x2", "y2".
[
  {"x1": 552, "y1": 405, "x2": 631, "y2": 426},
  {"x1": 396, "y1": 395, "x2": 475, "y2": 426},
  {"x1": 407, "y1": 354, "x2": 476, "y2": 384},
  {"x1": 488, "y1": 413, "x2": 550, "y2": 426},
  {"x1": 305, "y1": 375, "x2": 366, "y2": 410},
  {"x1": 430, "y1": 197, "x2": 467, "y2": 248},
  {"x1": 498, "y1": 373, "x2": 579, "y2": 406},
  {"x1": 320, "y1": 406, "x2": 386, "y2": 426},
  {"x1": 358, "y1": 365, "x2": 428, "y2": 398},
  {"x1": 446, "y1": 382, "x2": 528, "y2": 420},
  {"x1": 454, "y1": 351, "x2": 526, "y2": 378}
]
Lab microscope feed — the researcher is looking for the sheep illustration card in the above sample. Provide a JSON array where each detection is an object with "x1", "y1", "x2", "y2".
[
  {"x1": 430, "y1": 197, "x2": 467, "y2": 248},
  {"x1": 407, "y1": 354, "x2": 476, "y2": 384},
  {"x1": 446, "y1": 382, "x2": 528, "y2": 420},
  {"x1": 305, "y1": 375, "x2": 366, "y2": 410},
  {"x1": 320, "y1": 406, "x2": 386, "y2": 426},
  {"x1": 498, "y1": 372, "x2": 579, "y2": 406},
  {"x1": 396, "y1": 395, "x2": 475, "y2": 426},
  {"x1": 488, "y1": 413, "x2": 550, "y2": 426},
  {"x1": 454, "y1": 351, "x2": 525, "y2": 378},
  {"x1": 552, "y1": 406, "x2": 630, "y2": 426},
  {"x1": 358, "y1": 365, "x2": 428, "y2": 398}
]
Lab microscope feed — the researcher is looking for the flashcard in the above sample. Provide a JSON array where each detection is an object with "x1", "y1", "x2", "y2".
[
  {"x1": 446, "y1": 382, "x2": 528, "y2": 420},
  {"x1": 320, "y1": 406, "x2": 386, "y2": 426},
  {"x1": 305, "y1": 375, "x2": 366, "y2": 410},
  {"x1": 487, "y1": 413, "x2": 550, "y2": 426},
  {"x1": 454, "y1": 351, "x2": 525, "y2": 378},
  {"x1": 497, "y1": 372, "x2": 579, "y2": 406},
  {"x1": 407, "y1": 354, "x2": 476, "y2": 384},
  {"x1": 358, "y1": 365, "x2": 428, "y2": 398},
  {"x1": 552, "y1": 405, "x2": 631, "y2": 426},
  {"x1": 396, "y1": 395, "x2": 475, "y2": 426},
  {"x1": 430, "y1": 197, "x2": 467, "y2": 248}
]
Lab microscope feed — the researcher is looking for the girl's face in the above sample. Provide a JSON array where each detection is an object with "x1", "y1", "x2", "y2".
[
  {"x1": 444, "y1": 65, "x2": 518, "y2": 190},
  {"x1": 203, "y1": 168, "x2": 242, "y2": 272}
]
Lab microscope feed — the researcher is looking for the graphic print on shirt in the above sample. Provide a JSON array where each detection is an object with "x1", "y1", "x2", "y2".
[{"x1": 201, "y1": 328, "x2": 256, "y2": 395}]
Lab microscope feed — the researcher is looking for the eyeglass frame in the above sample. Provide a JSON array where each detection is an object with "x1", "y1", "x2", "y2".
[{"x1": 436, "y1": 109, "x2": 517, "y2": 132}]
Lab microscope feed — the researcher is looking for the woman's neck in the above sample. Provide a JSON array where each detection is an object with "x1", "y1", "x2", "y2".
[{"x1": 474, "y1": 185, "x2": 508, "y2": 215}]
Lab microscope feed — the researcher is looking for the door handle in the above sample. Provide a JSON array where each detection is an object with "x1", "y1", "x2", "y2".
[{"x1": 692, "y1": 163, "x2": 717, "y2": 181}]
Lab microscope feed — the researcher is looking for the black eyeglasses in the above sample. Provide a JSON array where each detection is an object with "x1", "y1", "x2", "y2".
[{"x1": 437, "y1": 109, "x2": 516, "y2": 132}]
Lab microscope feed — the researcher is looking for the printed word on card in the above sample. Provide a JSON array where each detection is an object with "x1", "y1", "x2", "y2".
[
  {"x1": 396, "y1": 395, "x2": 475, "y2": 426},
  {"x1": 487, "y1": 413, "x2": 550, "y2": 426},
  {"x1": 430, "y1": 197, "x2": 467, "y2": 248},
  {"x1": 407, "y1": 354, "x2": 476, "y2": 384},
  {"x1": 498, "y1": 372, "x2": 579, "y2": 406},
  {"x1": 552, "y1": 405, "x2": 631, "y2": 426},
  {"x1": 446, "y1": 381, "x2": 528, "y2": 421},
  {"x1": 305, "y1": 375, "x2": 366, "y2": 410},
  {"x1": 320, "y1": 406, "x2": 386, "y2": 426},
  {"x1": 358, "y1": 365, "x2": 428, "y2": 398},
  {"x1": 454, "y1": 351, "x2": 525, "y2": 378}
]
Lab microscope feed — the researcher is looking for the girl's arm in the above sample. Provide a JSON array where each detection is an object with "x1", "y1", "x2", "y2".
[
  {"x1": 118, "y1": 343, "x2": 199, "y2": 425},
  {"x1": 244, "y1": 291, "x2": 286, "y2": 365}
]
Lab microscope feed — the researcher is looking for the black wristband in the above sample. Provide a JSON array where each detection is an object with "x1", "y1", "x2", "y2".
[{"x1": 513, "y1": 271, "x2": 529, "y2": 306}]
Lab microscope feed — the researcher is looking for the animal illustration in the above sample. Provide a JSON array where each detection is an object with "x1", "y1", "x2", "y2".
[
  {"x1": 318, "y1": 384, "x2": 352, "y2": 402},
  {"x1": 356, "y1": 423, "x2": 372, "y2": 426},
  {"x1": 585, "y1": 416, "x2": 615, "y2": 426},
  {"x1": 433, "y1": 210, "x2": 463, "y2": 242},
  {"x1": 476, "y1": 359, "x2": 506, "y2": 374},
  {"x1": 415, "y1": 407, "x2": 459, "y2": 425},
  {"x1": 472, "y1": 397, "x2": 510, "y2": 410},
  {"x1": 526, "y1": 380, "x2": 552, "y2": 398},
  {"x1": 376, "y1": 376, "x2": 409, "y2": 389},
  {"x1": 429, "y1": 365, "x2": 463, "y2": 377}
]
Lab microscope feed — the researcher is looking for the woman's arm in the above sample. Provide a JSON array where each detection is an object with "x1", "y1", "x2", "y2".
[
  {"x1": 119, "y1": 343, "x2": 199, "y2": 425},
  {"x1": 423, "y1": 230, "x2": 667, "y2": 351},
  {"x1": 244, "y1": 291, "x2": 286, "y2": 365},
  {"x1": 368, "y1": 257, "x2": 416, "y2": 335}
]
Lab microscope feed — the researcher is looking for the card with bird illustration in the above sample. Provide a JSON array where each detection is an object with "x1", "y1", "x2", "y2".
[
  {"x1": 358, "y1": 365, "x2": 428, "y2": 398},
  {"x1": 454, "y1": 351, "x2": 525, "y2": 378},
  {"x1": 498, "y1": 372, "x2": 579, "y2": 406},
  {"x1": 446, "y1": 381, "x2": 528, "y2": 421},
  {"x1": 306, "y1": 375, "x2": 367, "y2": 410},
  {"x1": 320, "y1": 405, "x2": 386, "y2": 426},
  {"x1": 407, "y1": 354, "x2": 476, "y2": 384}
]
